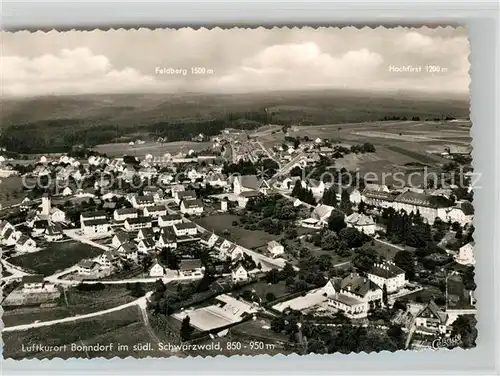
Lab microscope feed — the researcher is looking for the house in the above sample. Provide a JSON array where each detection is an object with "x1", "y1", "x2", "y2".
[
  {"x1": 158, "y1": 214, "x2": 183, "y2": 227},
  {"x1": 143, "y1": 186, "x2": 163, "y2": 201},
  {"x1": 345, "y1": 212, "x2": 376, "y2": 235},
  {"x1": 124, "y1": 217, "x2": 152, "y2": 231},
  {"x1": 267, "y1": 240, "x2": 285, "y2": 257},
  {"x1": 21, "y1": 275, "x2": 56, "y2": 294},
  {"x1": 96, "y1": 251, "x2": 120, "y2": 269},
  {"x1": 144, "y1": 205, "x2": 167, "y2": 218},
  {"x1": 171, "y1": 184, "x2": 186, "y2": 198},
  {"x1": 0, "y1": 220, "x2": 15, "y2": 238},
  {"x1": 80, "y1": 211, "x2": 107, "y2": 224},
  {"x1": 131, "y1": 195, "x2": 155, "y2": 209},
  {"x1": 221, "y1": 244, "x2": 244, "y2": 261},
  {"x1": 82, "y1": 219, "x2": 110, "y2": 236},
  {"x1": 156, "y1": 229, "x2": 177, "y2": 249},
  {"x1": 324, "y1": 273, "x2": 383, "y2": 319},
  {"x1": 118, "y1": 243, "x2": 139, "y2": 263},
  {"x1": 367, "y1": 261, "x2": 406, "y2": 293},
  {"x1": 214, "y1": 238, "x2": 232, "y2": 253},
  {"x1": 414, "y1": 300, "x2": 449, "y2": 335},
  {"x1": 113, "y1": 208, "x2": 138, "y2": 222},
  {"x1": 173, "y1": 222, "x2": 198, "y2": 237},
  {"x1": 180, "y1": 199, "x2": 204, "y2": 215},
  {"x1": 205, "y1": 172, "x2": 228, "y2": 187},
  {"x1": 175, "y1": 190, "x2": 197, "y2": 205},
  {"x1": 32, "y1": 220, "x2": 48, "y2": 237},
  {"x1": 1, "y1": 227, "x2": 20, "y2": 246},
  {"x1": 137, "y1": 237, "x2": 156, "y2": 253},
  {"x1": 62, "y1": 187, "x2": 73, "y2": 197},
  {"x1": 447, "y1": 201, "x2": 474, "y2": 226},
  {"x1": 455, "y1": 241, "x2": 475, "y2": 266},
  {"x1": 136, "y1": 227, "x2": 155, "y2": 241},
  {"x1": 178, "y1": 259, "x2": 204, "y2": 277},
  {"x1": 220, "y1": 199, "x2": 228, "y2": 212},
  {"x1": 232, "y1": 264, "x2": 249, "y2": 283},
  {"x1": 44, "y1": 224, "x2": 64, "y2": 242},
  {"x1": 392, "y1": 191, "x2": 453, "y2": 224},
  {"x1": 112, "y1": 231, "x2": 130, "y2": 249},
  {"x1": 149, "y1": 261, "x2": 166, "y2": 277},
  {"x1": 15, "y1": 235, "x2": 37, "y2": 253},
  {"x1": 302, "y1": 204, "x2": 335, "y2": 228},
  {"x1": 78, "y1": 260, "x2": 101, "y2": 276},
  {"x1": 200, "y1": 231, "x2": 218, "y2": 248},
  {"x1": 233, "y1": 175, "x2": 270, "y2": 196},
  {"x1": 303, "y1": 179, "x2": 325, "y2": 196},
  {"x1": 49, "y1": 207, "x2": 66, "y2": 223}
]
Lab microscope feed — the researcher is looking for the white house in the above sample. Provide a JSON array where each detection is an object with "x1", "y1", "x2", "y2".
[
  {"x1": 156, "y1": 230, "x2": 177, "y2": 249},
  {"x1": 118, "y1": 243, "x2": 139, "y2": 263},
  {"x1": 113, "y1": 208, "x2": 138, "y2": 222},
  {"x1": 149, "y1": 261, "x2": 165, "y2": 277},
  {"x1": 302, "y1": 204, "x2": 335, "y2": 228},
  {"x1": 136, "y1": 227, "x2": 155, "y2": 242},
  {"x1": 0, "y1": 220, "x2": 15, "y2": 238},
  {"x1": 15, "y1": 235, "x2": 38, "y2": 253},
  {"x1": 180, "y1": 199, "x2": 204, "y2": 215},
  {"x1": 124, "y1": 217, "x2": 152, "y2": 231},
  {"x1": 170, "y1": 184, "x2": 185, "y2": 198},
  {"x1": 414, "y1": 300, "x2": 449, "y2": 336},
  {"x1": 447, "y1": 201, "x2": 474, "y2": 226},
  {"x1": 96, "y1": 251, "x2": 120, "y2": 269},
  {"x1": 324, "y1": 274, "x2": 383, "y2": 319},
  {"x1": 455, "y1": 241, "x2": 475, "y2": 266},
  {"x1": 158, "y1": 214, "x2": 183, "y2": 228},
  {"x1": 131, "y1": 195, "x2": 155, "y2": 209},
  {"x1": 144, "y1": 205, "x2": 167, "y2": 218},
  {"x1": 44, "y1": 224, "x2": 64, "y2": 242},
  {"x1": 267, "y1": 240, "x2": 285, "y2": 257},
  {"x1": 303, "y1": 179, "x2": 325, "y2": 196},
  {"x1": 233, "y1": 175, "x2": 270, "y2": 196},
  {"x1": 21, "y1": 275, "x2": 57, "y2": 294},
  {"x1": 173, "y1": 222, "x2": 198, "y2": 237},
  {"x1": 62, "y1": 187, "x2": 73, "y2": 197},
  {"x1": 80, "y1": 211, "x2": 107, "y2": 225},
  {"x1": 367, "y1": 261, "x2": 406, "y2": 294},
  {"x1": 137, "y1": 237, "x2": 156, "y2": 253},
  {"x1": 112, "y1": 231, "x2": 130, "y2": 249},
  {"x1": 82, "y1": 219, "x2": 110, "y2": 236},
  {"x1": 1, "y1": 227, "x2": 20, "y2": 246},
  {"x1": 178, "y1": 259, "x2": 204, "y2": 277},
  {"x1": 49, "y1": 207, "x2": 66, "y2": 223},
  {"x1": 345, "y1": 212, "x2": 376, "y2": 236},
  {"x1": 221, "y1": 244, "x2": 244, "y2": 261},
  {"x1": 200, "y1": 231, "x2": 218, "y2": 248},
  {"x1": 78, "y1": 260, "x2": 101, "y2": 276},
  {"x1": 175, "y1": 190, "x2": 197, "y2": 205},
  {"x1": 232, "y1": 264, "x2": 249, "y2": 283}
]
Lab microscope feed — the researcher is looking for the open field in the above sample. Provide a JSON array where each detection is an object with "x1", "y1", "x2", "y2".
[
  {"x1": 361, "y1": 240, "x2": 405, "y2": 261},
  {"x1": 9, "y1": 240, "x2": 103, "y2": 276},
  {"x1": 93, "y1": 141, "x2": 212, "y2": 158},
  {"x1": 0, "y1": 175, "x2": 24, "y2": 207},
  {"x1": 2, "y1": 285, "x2": 147, "y2": 327},
  {"x1": 2, "y1": 306, "x2": 166, "y2": 359},
  {"x1": 193, "y1": 214, "x2": 281, "y2": 249}
]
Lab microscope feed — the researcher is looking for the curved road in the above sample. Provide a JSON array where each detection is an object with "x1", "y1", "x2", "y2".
[{"x1": 2, "y1": 292, "x2": 152, "y2": 332}]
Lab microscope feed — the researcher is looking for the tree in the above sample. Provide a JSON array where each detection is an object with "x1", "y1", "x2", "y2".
[
  {"x1": 339, "y1": 227, "x2": 364, "y2": 248},
  {"x1": 281, "y1": 263, "x2": 296, "y2": 279},
  {"x1": 265, "y1": 292, "x2": 276, "y2": 302},
  {"x1": 265, "y1": 269, "x2": 282, "y2": 284},
  {"x1": 339, "y1": 189, "x2": 353, "y2": 215},
  {"x1": 321, "y1": 187, "x2": 338, "y2": 207},
  {"x1": 382, "y1": 284, "x2": 388, "y2": 306},
  {"x1": 451, "y1": 315, "x2": 477, "y2": 348},
  {"x1": 130, "y1": 282, "x2": 145, "y2": 297},
  {"x1": 180, "y1": 316, "x2": 194, "y2": 341},
  {"x1": 291, "y1": 180, "x2": 302, "y2": 197},
  {"x1": 328, "y1": 211, "x2": 347, "y2": 233},
  {"x1": 357, "y1": 200, "x2": 367, "y2": 214},
  {"x1": 394, "y1": 250, "x2": 415, "y2": 280},
  {"x1": 320, "y1": 230, "x2": 338, "y2": 250}
]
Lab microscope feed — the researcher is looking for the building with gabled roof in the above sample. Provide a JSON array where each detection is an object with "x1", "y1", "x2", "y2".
[
  {"x1": 180, "y1": 199, "x2": 204, "y2": 215},
  {"x1": 345, "y1": 212, "x2": 376, "y2": 235},
  {"x1": 367, "y1": 261, "x2": 406, "y2": 293},
  {"x1": 124, "y1": 216, "x2": 152, "y2": 231},
  {"x1": 414, "y1": 300, "x2": 449, "y2": 335},
  {"x1": 231, "y1": 263, "x2": 249, "y2": 283},
  {"x1": 158, "y1": 214, "x2": 183, "y2": 228},
  {"x1": 178, "y1": 259, "x2": 204, "y2": 277},
  {"x1": 113, "y1": 207, "x2": 138, "y2": 222},
  {"x1": 233, "y1": 175, "x2": 269, "y2": 196}
]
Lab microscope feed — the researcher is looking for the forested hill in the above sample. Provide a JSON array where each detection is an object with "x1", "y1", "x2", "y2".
[{"x1": 0, "y1": 90, "x2": 470, "y2": 154}]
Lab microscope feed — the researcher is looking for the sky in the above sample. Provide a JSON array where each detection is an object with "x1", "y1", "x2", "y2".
[{"x1": 1, "y1": 27, "x2": 470, "y2": 98}]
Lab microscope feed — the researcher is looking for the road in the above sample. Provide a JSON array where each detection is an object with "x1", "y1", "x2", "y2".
[
  {"x1": 63, "y1": 229, "x2": 111, "y2": 251},
  {"x1": 2, "y1": 292, "x2": 152, "y2": 332},
  {"x1": 1, "y1": 257, "x2": 30, "y2": 282},
  {"x1": 374, "y1": 238, "x2": 405, "y2": 251},
  {"x1": 45, "y1": 274, "x2": 204, "y2": 286}
]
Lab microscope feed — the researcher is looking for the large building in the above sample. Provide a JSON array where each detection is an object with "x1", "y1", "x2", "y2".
[{"x1": 367, "y1": 261, "x2": 406, "y2": 293}]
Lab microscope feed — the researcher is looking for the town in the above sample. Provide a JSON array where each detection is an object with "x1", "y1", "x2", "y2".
[{"x1": 1, "y1": 119, "x2": 477, "y2": 357}]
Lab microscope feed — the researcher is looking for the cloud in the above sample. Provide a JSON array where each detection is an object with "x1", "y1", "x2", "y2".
[
  {"x1": 213, "y1": 42, "x2": 384, "y2": 91},
  {"x1": 1, "y1": 47, "x2": 158, "y2": 97}
]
